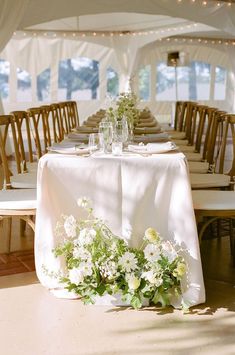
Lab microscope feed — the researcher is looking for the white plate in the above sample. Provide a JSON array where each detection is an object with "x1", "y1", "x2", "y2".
[
  {"x1": 47, "y1": 146, "x2": 90, "y2": 155},
  {"x1": 128, "y1": 142, "x2": 178, "y2": 154}
]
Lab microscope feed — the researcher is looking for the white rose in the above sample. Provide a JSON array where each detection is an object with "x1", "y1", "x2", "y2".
[
  {"x1": 64, "y1": 215, "x2": 77, "y2": 238},
  {"x1": 144, "y1": 228, "x2": 161, "y2": 244},
  {"x1": 127, "y1": 274, "x2": 141, "y2": 290},
  {"x1": 69, "y1": 268, "x2": 84, "y2": 285}
]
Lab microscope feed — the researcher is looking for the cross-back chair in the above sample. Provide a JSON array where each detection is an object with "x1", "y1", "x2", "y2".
[
  {"x1": 27, "y1": 106, "x2": 51, "y2": 159},
  {"x1": 192, "y1": 114, "x2": 235, "y2": 264},
  {"x1": 0, "y1": 115, "x2": 37, "y2": 253}
]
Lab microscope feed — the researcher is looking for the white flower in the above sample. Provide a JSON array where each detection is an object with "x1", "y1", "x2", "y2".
[
  {"x1": 144, "y1": 244, "x2": 160, "y2": 263},
  {"x1": 161, "y1": 241, "x2": 178, "y2": 263},
  {"x1": 69, "y1": 268, "x2": 84, "y2": 285},
  {"x1": 73, "y1": 246, "x2": 91, "y2": 261},
  {"x1": 79, "y1": 261, "x2": 93, "y2": 277},
  {"x1": 77, "y1": 197, "x2": 92, "y2": 209},
  {"x1": 100, "y1": 261, "x2": 118, "y2": 279},
  {"x1": 142, "y1": 270, "x2": 163, "y2": 287},
  {"x1": 126, "y1": 274, "x2": 141, "y2": 290},
  {"x1": 78, "y1": 228, "x2": 97, "y2": 246},
  {"x1": 144, "y1": 228, "x2": 161, "y2": 244},
  {"x1": 173, "y1": 262, "x2": 187, "y2": 278},
  {"x1": 64, "y1": 215, "x2": 77, "y2": 238},
  {"x1": 118, "y1": 252, "x2": 138, "y2": 272}
]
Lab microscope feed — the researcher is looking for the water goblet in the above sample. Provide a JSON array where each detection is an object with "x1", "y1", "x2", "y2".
[
  {"x1": 98, "y1": 121, "x2": 113, "y2": 153},
  {"x1": 88, "y1": 133, "x2": 104, "y2": 154}
]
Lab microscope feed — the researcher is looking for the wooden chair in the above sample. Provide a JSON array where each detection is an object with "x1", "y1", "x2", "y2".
[
  {"x1": 0, "y1": 114, "x2": 36, "y2": 189},
  {"x1": 10, "y1": 111, "x2": 38, "y2": 173},
  {"x1": 50, "y1": 103, "x2": 64, "y2": 142},
  {"x1": 192, "y1": 114, "x2": 235, "y2": 264},
  {"x1": 27, "y1": 107, "x2": 51, "y2": 159},
  {"x1": 190, "y1": 112, "x2": 232, "y2": 189},
  {"x1": 0, "y1": 115, "x2": 37, "y2": 252},
  {"x1": 64, "y1": 100, "x2": 79, "y2": 128}
]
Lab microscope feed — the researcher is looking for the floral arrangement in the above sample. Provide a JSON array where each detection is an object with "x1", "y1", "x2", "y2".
[
  {"x1": 106, "y1": 92, "x2": 140, "y2": 127},
  {"x1": 49, "y1": 198, "x2": 187, "y2": 310}
]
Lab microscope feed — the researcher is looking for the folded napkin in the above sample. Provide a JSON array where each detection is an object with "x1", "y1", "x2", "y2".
[
  {"x1": 73, "y1": 126, "x2": 98, "y2": 133},
  {"x1": 134, "y1": 126, "x2": 162, "y2": 135},
  {"x1": 128, "y1": 141, "x2": 177, "y2": 154},
  {"x1": 136, "y1": 121, "x2": 158, "y2": 128},
  {"x1": 67, "y1": 132, "x2": 89, "y2": 141},
  {"x1": 134, "y1": 132, "x2": 169, "y2": 143}
]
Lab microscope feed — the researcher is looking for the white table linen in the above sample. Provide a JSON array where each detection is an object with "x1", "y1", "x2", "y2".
[{"x1": 35, "y1": 151, "x2": 205, "y2": 307}]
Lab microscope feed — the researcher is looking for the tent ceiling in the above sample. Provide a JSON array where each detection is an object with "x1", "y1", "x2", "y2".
[
  {"x1": 26, "y1": 14, "x2": 191, "y2": 32},
  {"x1": 17, "y1": 0, "x2": 235, "y2": 37}
]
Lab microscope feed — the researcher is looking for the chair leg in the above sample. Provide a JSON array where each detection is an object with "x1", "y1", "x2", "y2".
[
  {"x1": 6, "y1": 217, "x2": 12, "y2": 254},
  {"x1": 20, "y1": 219, "x2": 26, "y2": 236}
]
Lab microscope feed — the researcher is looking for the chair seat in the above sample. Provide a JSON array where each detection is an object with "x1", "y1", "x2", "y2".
[
  {"x1": 180, "y1": 145, "x2": 196, "y2": 153},
  {"x1": 172, "y1": 139, "x2": 189, "y2": 146},
  {"x1": 190, "y1": 173, "x2": 230, "y2": 189},
  {"x1": 10, "y1": 172, "x2": 37, "y2": 189},
  {"x1": 0, "y1": 189, "x2": 37, "y2": 210},
  {"x1": 188, "y1": 161, "x2": 209, "y2": 174},
  {"x1": 184, "y1": 152, "x2": 203, "y2": 162},
  {"x1": 168, "y1": 131, "x2": 186, "y2": 140},
  {"x1": 192, "y1": 190, "x2": 235, "y2": 210}
]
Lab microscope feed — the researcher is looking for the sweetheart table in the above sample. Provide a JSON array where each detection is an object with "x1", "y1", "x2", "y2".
[{"x1": 35, "y1": 150, "x2": 205, "y2": 307}]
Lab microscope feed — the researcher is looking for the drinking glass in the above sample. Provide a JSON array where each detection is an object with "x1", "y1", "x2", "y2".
[
  {"x1": 114, "y1": 120, "x2": 129, "y2": 144},
  {"x1": 88, "y1": 133, "x2": 104, "y2": 154},
  {"x1": 98, "y1": 122, "x2": 113, "y2": 153}
]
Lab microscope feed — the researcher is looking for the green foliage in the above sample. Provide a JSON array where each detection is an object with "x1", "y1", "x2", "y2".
[{"x1": 45, "y1": 198, "x2": 187, "y2": 310}]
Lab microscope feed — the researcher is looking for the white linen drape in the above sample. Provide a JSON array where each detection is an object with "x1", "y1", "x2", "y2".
[{"x1": 0, "y1": 0, "x2": 29, "y2": 113}]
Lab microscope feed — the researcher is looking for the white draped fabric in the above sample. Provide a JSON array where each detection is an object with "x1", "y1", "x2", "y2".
[
  {"x1": 0, "y1": 0, "x2": 30, "y2": 114},
  {"x1": 35, "y1": 151, "x2": 205, "y2": 307}
]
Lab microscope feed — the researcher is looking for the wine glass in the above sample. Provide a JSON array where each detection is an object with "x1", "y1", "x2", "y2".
[{"x1": 98, "y1": 122, "x2": 113, "y2": 153}]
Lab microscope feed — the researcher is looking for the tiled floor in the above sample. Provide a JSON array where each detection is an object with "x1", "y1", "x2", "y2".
[{"x1": 0, "y1": 249, "x2": 35, "y2": 276}]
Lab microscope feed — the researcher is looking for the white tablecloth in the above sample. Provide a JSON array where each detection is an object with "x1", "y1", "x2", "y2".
[{"x1": 35, "y1": 151, "x2": 205, "y2": 306}]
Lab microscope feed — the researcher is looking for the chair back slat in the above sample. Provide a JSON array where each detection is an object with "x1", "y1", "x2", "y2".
[{"x1": 0, "y1": 115, "x2": 21, "y2": 188}]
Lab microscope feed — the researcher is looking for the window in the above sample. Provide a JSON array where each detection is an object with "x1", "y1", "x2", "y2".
[
  {"x1": 138, "y1": 65, "x2": 150, "y2": 101},
  {"x1": 214, "y1": 66, "x2": 227, "y2": 100},
  {"x1": 156, "y1": 62, "x2": 176, "y2": 101},
  {"x1": 189, "y1": 61, "x2": 211, "y2": 100},
  {"x1": 17, "y1": 68, "x2": 32, "y2": 102},
  {"x1": 37, "y1": 68, "x2": 50, "y2": 101},
  {"x1": 58, "y1": 57, "x2": 99, "y2": 100},
  {"x1": 156, "y1": 61, "x2": 211, "y2": 101},
  {"x1": 0, "y1": 59, "x2": 10, "y2": 101},
  {"x1": 106, "y1": 67, "x2": 119, "y2": 98}
]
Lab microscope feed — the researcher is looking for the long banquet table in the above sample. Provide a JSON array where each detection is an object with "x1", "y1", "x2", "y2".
[{"x1": 35, "y1": 148, "x2": 205, "y2": 307}]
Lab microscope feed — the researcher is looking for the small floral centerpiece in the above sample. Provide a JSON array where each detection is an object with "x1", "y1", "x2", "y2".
[
  {"x1": 106, "y1": 92, "x2": 140, "y2": 128},
  {"x1": 48, "y1": 198, "x2": 187, "y2": 309}
]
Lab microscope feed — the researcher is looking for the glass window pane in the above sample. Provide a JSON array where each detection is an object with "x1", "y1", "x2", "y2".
[
  {"x1": 0, "y1": 59, "x2": 10, "y2": 101},
  {"x1": 37, "y1": 68, "x2": 50, "y2": 101},
  {"x1": 58, "y1": 57, "x2": 99, "y2": 101},
  {"x1": 107, "y1": 67, "x2": 119, "y2": 97},
  {"x1": 17, "y1": 68, "x2": 32, "y2": 102},
  {"x1": 189, "y1": 61, "x2": 211, "y2": 100},
  {"x1": 177, "y1": 67, "x2": 190, "y2": 100},
  {"x1": 214, "y1": 66, "x2": 227, "y2": 100},
  {"x1": 156, "y1": 62, "x2": 176, "y2": 101},
  {"x1": 138, "y1": 65, "x2": 151, "y2": 101}
]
